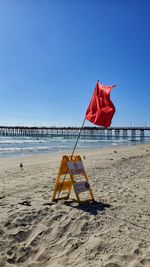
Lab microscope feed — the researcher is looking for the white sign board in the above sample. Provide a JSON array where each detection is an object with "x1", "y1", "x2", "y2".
[
  {"x1": 73, "y1": 181, "x2": 90, "y2": 194},
  {"x1": 67, "y1": 161, "x2": 85, "y2": 175}
]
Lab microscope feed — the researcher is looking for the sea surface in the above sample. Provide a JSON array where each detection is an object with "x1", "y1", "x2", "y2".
[{"x1": 0, "y1": 135, "x2": 149, "y2": 158}]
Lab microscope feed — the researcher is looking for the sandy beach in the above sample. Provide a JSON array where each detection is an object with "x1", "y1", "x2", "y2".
[{"x1": 0, "y1": 143, "x2": 150, "y2": 267}]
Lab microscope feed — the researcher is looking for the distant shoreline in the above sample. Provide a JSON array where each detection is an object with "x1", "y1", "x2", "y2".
[
  {"x1": 0, "y1": 134, "x2": 150, "y2": 159},
  {"x1": 0, "y1": 139, "x2": 149, "y2": 160}
]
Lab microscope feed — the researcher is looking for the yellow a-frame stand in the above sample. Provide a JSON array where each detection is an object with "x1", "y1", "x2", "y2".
[{"x1": 52, "y1": 155, "x2": 95, "y2": 204}]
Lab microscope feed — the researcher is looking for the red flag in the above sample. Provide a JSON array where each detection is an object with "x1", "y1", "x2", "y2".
[{"x1": 85, "y1": 81, "x2": 116, "y2": 128}]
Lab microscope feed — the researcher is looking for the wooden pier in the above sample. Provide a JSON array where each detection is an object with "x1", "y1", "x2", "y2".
[{"x1": 0, "y1": 126, "x2": 150, "y2": 140}]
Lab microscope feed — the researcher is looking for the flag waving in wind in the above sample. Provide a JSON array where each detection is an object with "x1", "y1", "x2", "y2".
[{"x1": 85, "y1": 81, "x2": 116, "y2": 128}]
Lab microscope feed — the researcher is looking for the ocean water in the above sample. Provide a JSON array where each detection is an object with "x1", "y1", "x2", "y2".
[{"x1": 0, "y1": 135, "x2": 149, "y2": 158}]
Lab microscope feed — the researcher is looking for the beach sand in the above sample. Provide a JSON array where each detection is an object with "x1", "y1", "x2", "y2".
[{"x1": 0, "y1": 144, "x2": 150, "y2": 267}]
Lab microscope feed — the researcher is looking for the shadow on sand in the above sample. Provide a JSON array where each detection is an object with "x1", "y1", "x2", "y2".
[{"x1": 63, "y1": 200, "x2": 111, "y2": 215}]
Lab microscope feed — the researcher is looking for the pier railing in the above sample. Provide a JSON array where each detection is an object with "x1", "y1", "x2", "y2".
[{"x1": 0, "y1": 126, "x2": 150, "y2": 140}]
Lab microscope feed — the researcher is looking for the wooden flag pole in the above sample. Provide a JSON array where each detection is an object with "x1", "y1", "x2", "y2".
[
  {"x1": 55, "y1": 118, "x2": 86, "y2": 201},
  {"x1": 71, "y1": 118, "x2": 86, "y2": 157}
]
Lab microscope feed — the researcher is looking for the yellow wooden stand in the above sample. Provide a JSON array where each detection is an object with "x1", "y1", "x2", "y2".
[{"x1": 52, "y1": 155, "x2": 95, "y2": 204}]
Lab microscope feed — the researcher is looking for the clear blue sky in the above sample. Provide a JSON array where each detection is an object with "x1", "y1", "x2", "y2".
[{"x1": 0, "y1": 0, "x2": 150, "y2": 127}]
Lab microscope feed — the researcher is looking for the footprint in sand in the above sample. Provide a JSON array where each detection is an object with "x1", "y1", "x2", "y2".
[
  {"x1": 104, "y1": 264, "x2": 121, "y2": 267},
  {"x1": 140, "y1": 258, "x2": 150, "y2": 266},
  {"x1": 104, "y1": 255, "x2": 138, "y2": 267},
  {"x1": 10, "y1": 229, "x2": 31, "y2": 242}
]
